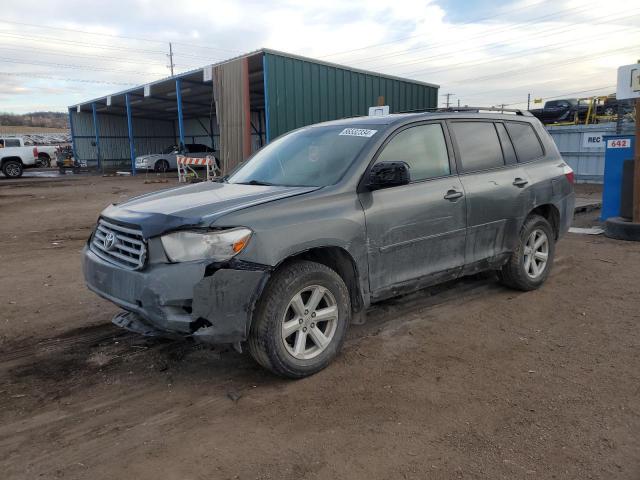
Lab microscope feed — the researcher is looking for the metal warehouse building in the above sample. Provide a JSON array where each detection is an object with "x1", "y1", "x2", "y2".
[{"x1": 69, "y1": 48, "x2": 439, "y2": 174}]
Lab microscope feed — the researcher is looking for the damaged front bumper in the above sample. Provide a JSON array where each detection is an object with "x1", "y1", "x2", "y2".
[{"x1": 82, "y1": 245, "x2": 270, "y2": 344}]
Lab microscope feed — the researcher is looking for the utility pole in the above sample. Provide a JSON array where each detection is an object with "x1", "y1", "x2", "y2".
[
  {"x1": 457, "y1": 99, "x2": 460, "y2": 107},
  {"x1": 527, "y1": 93, "x2": 531, "y2": 111},
  {"x1": 168, "y1": 42, "x2": 175, "y2": 77},
  {"x1": 442, "y1": 93, "x2": 455, "y2": 108}
]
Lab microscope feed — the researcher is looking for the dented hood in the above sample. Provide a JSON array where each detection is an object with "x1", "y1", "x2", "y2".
[{"x1": 100, "y1": 181, "x2": 318, "y2": 238}]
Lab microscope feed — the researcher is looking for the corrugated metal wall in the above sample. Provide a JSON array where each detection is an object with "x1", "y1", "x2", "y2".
[
  {"x1": 214, "y1": 58, "x2": 249, "y2": 173},
  {"x1": 546, "y1": 122, "x2": 636, "y2": 183},
  {"x1": 177, "y1": 117, "x2": 219, "y2": 151},
  {"x1": 71, "y1": 111, "x2": 175, "y2": 169},
  {"x1": 263, "y1": 52, "x2": 438, "y2": 140}
]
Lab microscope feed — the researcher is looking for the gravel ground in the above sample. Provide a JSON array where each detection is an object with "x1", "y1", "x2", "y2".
[{"x1": 0, "y1": 176, "x2": 638, "y2": 480}]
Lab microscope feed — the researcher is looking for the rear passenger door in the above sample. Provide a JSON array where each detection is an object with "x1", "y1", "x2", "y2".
[
  {"x1": 360, "y1": 122, "x2": 467, "y2": 295},
  {"x1": 448, "y1": 120, "x2": 531, "y2": 270},
  {"x1": 505, "y1": 120, "x2": 569, "y2": 219}
]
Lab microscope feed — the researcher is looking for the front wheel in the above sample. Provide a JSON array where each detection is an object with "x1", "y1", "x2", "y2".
[
  {"x1": 249, "y1": 260, "x2": 351, "y2": 378},
  {"x1": 499, "y1": 215, "x2": 555, "y2": 291},
  {"x1": 2, "y1": 160, "x2": 23, "y2": 178},
  {"x1": 154, "y1": 159, "x2": 169, "y2": 172}
]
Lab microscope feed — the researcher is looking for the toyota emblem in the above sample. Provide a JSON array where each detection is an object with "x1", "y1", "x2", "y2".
[{"x1": 103, "y1": 232, "x2": 116, "y2": 251}]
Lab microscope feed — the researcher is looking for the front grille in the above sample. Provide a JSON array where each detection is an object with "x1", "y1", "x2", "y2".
[{"x1": 91, "y1": 219, "x2": 146, "y2": 270}]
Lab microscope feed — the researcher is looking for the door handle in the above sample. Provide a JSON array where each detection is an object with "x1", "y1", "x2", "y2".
[
  {"x1": 513, "y1": 177, "x2": 529, "y2": 187},
  {"x1": 444, "y1": 189, "x2": 464, "y2": 201}
]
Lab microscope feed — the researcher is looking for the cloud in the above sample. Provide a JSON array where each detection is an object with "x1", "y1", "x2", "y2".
[{"x1": 0, "y1": 0, "x2": 637, "y2": 112}]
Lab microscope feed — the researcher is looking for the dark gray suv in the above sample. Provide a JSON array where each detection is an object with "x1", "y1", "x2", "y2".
[{"x1": 83, "y1": 109, "x2": 575, "y2": 378}]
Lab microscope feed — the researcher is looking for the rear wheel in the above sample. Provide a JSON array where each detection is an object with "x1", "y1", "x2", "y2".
[
  {"x1": 2, "y1": 160, "x2": 23, "y2": 178},
  {"x1": 499, "y1": 215, "x2": 555, "y2": 291},
  {"x1": 249, "y1": 260, "x2": 351, "y2": 378},
  {"x1": 154, "y1": 159, "x2": 169, "y2": 172},
  {"x1": 37, "y1": 154, "x2": 51, "y2": 168}
]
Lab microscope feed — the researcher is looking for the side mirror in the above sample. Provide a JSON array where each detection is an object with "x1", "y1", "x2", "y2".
[{"x1": 367, "y1": 161, "x2": 411, "y2": 190}]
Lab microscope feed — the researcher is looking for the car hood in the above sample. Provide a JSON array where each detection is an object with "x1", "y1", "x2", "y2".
[
  {"x1": 135, "y1": 154, "x2": 161, "y2": 162},
  {"x1": 100, "y1": 182, "x2": 318, "y2": 238}
]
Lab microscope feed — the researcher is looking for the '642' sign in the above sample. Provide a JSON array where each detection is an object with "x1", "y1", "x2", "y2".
[{"x1": 607, "y1": 138, "x2": 631, "y2": 149}]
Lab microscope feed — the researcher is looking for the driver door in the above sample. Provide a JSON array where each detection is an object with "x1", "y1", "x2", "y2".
[{"x1": 358, "y1": 122, "x2": 467, "y2": 296}]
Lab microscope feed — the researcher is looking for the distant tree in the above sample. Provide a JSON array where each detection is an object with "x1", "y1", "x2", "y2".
[{"x1": 0, "y1": 111, "x2": 69, "y2": 129}]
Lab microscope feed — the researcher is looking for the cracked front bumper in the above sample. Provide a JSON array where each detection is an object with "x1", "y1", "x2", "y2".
[{"x1": 82, "y1": 245, "x2": 269, "y2": 344}]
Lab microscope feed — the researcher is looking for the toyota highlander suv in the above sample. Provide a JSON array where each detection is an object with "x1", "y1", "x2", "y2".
[{"x1": 83, "y1": 108, "x2": 574, "y2": 378}]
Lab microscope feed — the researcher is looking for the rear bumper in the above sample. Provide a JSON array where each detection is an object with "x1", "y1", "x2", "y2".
[
  {"x1": 558, "y1": 191, "x2": 575, "y2": 238},
  {"x1": 82, "y1": 245, "x2": 270, "y2": 344}
]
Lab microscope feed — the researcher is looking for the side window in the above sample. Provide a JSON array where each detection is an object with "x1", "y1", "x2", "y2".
[
  {"x1": 495, "y1": 123, "x2": 517, "y2": 164},
  {"x1": 450, "y1": 122, "x2": 505, "y2": 173},
  {"x1": 376, "y1": 124, "x2": 450, "y2": 181},
  {"x1": 4, "y1": 138, "x2": 20, "y2": 147},
  {"x1": 505, "y1": 122, "x2": 544, "y2": 163}
]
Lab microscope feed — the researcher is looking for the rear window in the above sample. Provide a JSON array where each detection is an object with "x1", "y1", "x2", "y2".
[
  {"x1": 505, "y1": 122, "x2": 544, "y2": 162},
  {"x1": 495, "y1": 123, "x2": 517, "y2": 164},
  {"x1": 450, "y1": 122, "x2": 505, "y2": 173}
]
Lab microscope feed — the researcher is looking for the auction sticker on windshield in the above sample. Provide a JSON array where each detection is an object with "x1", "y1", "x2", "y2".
[{"x1": 339, "y1": 128, "x2": 377, "y2": 137}]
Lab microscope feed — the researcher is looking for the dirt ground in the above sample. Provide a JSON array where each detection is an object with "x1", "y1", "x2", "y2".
[{"x1": 1, "y1": 176, "x2": 638, "y2": 480}]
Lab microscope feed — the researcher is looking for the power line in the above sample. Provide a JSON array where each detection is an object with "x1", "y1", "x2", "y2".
[
  {"x1": 0, "y1": 31, "x2": 167, "y2": 55},
  {"x1": 0, "y1": 46, "x2": 169, "y2": 66},
  {"x1": 0, "y1": 71, "x2": 136, "y2": 86},
  {"x1": 0, "y1": 56, "x2": 168, "y2": 76},
  {"x1": 401, "y1": 23, "x2": 640, "y2": 77},
  {"x1": 357, "y1": 9, "x2": 640, "y2": 72},
  {"x1": 320, "y1": 0, "x2": 553, "y2": 59},
  {"x1": 501, "y1": 85, "x2": 617, "y2": 107},
  {"x1": 443, "y1": 45, "x2": 638, "y2": 85},
  {"x1": 343, "y1": 0, "x2": 606, "y2": 68},
  {"x1": 0, "y1": 20, "x2": 240, "y2": 54},
  {"x1": 0, "y1": 31, "x2": 230, "y2": 67}
]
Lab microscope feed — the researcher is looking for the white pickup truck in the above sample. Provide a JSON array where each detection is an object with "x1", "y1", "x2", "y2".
[
  {"x1": 0, "y1": 138, "x2": 39, "y2": 178},
  {"x1": 0, "y1": 137, "x2": 57, "y2": 168}
]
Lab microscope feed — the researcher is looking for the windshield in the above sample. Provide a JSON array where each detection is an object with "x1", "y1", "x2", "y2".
[
  {"x1": 162, "y1": 145, "x2": 177, "y2": 154},
  {"x1": 228, "y1": 125, "x2": 377, "y2": 187}
]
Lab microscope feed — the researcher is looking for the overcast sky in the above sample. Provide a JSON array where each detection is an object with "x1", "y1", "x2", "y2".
[{"x1": 0, "y1": 0, "x2": 638, "y2": 113}]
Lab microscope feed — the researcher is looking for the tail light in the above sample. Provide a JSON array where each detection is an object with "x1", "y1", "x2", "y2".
[
  {"x1": 563, "y1": 165, "x2": 574, "y2": 184},
  {"x1": 32, "y1": 147, "x2": 38, "y2": 158}
]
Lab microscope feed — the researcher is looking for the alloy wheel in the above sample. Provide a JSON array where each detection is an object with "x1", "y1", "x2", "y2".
[
  {"x1": 281, "y1": 285, "x2": 339, "y2": 360},
  {"x1": 523, "y1": 228, "x2": 549, "y2": 279},
  {"x1": 6, "y1": 163, "x2": 21, "y2": 177}
]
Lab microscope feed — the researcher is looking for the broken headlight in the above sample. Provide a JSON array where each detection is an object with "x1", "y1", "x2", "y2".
[{"x1": 160, "y1": 227, "x2": 252, "y2": 262}]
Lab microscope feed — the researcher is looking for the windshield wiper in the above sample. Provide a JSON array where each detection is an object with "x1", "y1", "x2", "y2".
[{"x1": 235, "y1": 180, "x2": 276, "y2": 186}]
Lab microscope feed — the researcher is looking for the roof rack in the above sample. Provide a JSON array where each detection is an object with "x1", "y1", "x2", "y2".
[{"x1": 399, "y1": 106, "x2": 533, "y2": 116}]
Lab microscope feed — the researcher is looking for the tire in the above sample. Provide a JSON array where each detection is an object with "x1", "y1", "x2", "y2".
[
  {"x1": 2, "y1": 160, "x2": 24, "y2": 178},
  {"x1": 499, "y1": 215, "x2": 555, "y2": 291},
  {"x1": 154, "y1": 159, "x2": 169, "y2": 172},
  {"x1": 605, "y1": 217, "x2": 640, "y2": 241},
  {"x1": 248, "y1": 260, "x2": 351, "y2": 378},
  {"x1": 37, "y1": 155, "x2": 50, "y2": 168}
]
